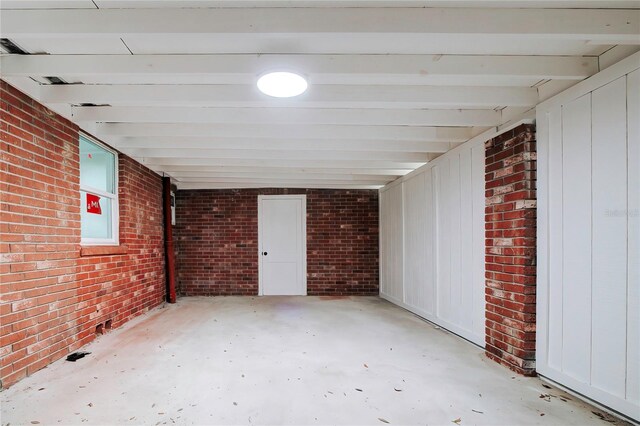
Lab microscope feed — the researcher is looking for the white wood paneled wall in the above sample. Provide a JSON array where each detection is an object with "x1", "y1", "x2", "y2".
[
  {"x1": 380, "y1": 137, "x2": 485, "y2": 346},
  {"x1": 536, "y1": 52, "x2": 640, "y2": 421},
  {"x1": 380, "y1": 183, "x2": 404, "y2": 302}
]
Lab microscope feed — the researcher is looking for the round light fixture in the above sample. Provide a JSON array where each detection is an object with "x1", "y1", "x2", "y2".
[{"x1": 257, "y1": 71, "x2": 308, "y2": 98}]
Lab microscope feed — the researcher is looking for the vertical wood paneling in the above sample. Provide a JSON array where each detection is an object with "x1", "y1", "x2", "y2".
[
  {"x1": 471, "y1": 144, "x2": 485, "y2": 340},
  {"x1": 460, "y1": 148, "x2": 474, "y2": 331},
  {"x1": 380, "y1": 183, "x2": 404, "y2": 302},
  {"x1": 395, "y1": 184, "x2": 404, "y2": 302},
  {"x1": 547, "y1": 105, "x2": 564, "y2": 371},
  {"x1": 435, "y1": 162, "x2": 451, "y2": 321},
  {"x1": 380, "y1": 139, "x2": 485, "y2": 346},
  {"x1": 449, "y1": 155, "x2": 463, "y2": 327},
  {"x1": 627, "y1": 68, "x2": 640, "y2": 404},
  {"x1": 537, "y1": 57, "x2": 639, "y2": 421},
  {"x1": 561, "y1": 93, "x2": 592, "y2": 382},
  {"x1": 380, "y1": 189, "x2": 390, "y2": 297},
  {"x1": 379, "y1": 189, "x2": 387, "y2": 296},
  {"x1": 425, "y1": 171, "x2": 437, "y2": 317},
  {"x1": 535, "y1": 109, "x2": 551, "y2": 370},
  {"x1": 591, "y1": 77, "x2": 628, "y2": 397},
  {"x1": 403, "y1": 173, "x2": 428, "y2": 312}
]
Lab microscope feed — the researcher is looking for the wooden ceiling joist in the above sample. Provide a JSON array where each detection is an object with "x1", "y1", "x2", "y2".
[
  {"x1": 2, "y1": 8, "x2": 638, "y2": 44},
  {"x1": 40, "y1": 84, "x2": 539, "y2": 108}
]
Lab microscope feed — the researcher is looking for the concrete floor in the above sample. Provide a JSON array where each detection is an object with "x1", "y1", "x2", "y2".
[{"x1": 0, "y1": 296, "x2": 628, "y2": 425}]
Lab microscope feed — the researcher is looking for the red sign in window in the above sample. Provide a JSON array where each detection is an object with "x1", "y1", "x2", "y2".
[{"x1": 87, "y1": 193, "x2": 102, "y2": 215}]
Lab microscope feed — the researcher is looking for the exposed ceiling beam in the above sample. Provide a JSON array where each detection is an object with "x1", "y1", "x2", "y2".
[
  {"x1": 3, "y1": 1, "x2": 640, "y2": 9},
  {"x1": 174, "y1": 177, "x2": 391, "y2": 185},
  {"x1": 40, "y1": 84, "x2": 539, "y2": 108},
  {"x1": 2, "y1": 8, "x2": 638, "y2": 44},
  {"x1": 153, "y1": 165, "x2": 411, "y2": 176},
  {"x1": 95, "y1": 123, "x2": 472, "y2": 142},
  {"x1": 167, "y1": 171, "x2": 394, "y2": 181},
  {"x1": 137, "y1": 157, "x2": 426, "y2": 169},
  {"x1": 71, "y1": 106, "x2": 502, "y2": 127},
  {"x1": 0, "y1": 54, "x2": 598, "y2": 82},
  {"x1": 125, "y1": 149, "x2": 429, "y2": 161},
  {"x1": 110, "y1": 137, "x2": 454, "y2": 153},
  {"x1": 175, "y1": 182, "x2": 384, "y2": 190}
]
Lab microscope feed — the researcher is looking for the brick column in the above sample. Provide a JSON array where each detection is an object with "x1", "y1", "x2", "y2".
[{"x1": 484, "y1": 123, "x2": 537, "y2": 375}]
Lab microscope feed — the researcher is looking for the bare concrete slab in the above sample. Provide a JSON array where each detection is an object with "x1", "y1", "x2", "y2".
[{"x1": 0, "y1": 297, "x2": 626, "y2": 425}]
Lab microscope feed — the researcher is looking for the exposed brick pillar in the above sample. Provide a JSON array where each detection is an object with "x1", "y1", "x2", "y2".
[{"x1": 484, "y1": 123, "x2": 537, "y2": 376}]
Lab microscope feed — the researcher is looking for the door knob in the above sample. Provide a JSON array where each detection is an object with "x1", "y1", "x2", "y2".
[{"x1": 262, "y1": 252, "x2": 268, "y2": 256}]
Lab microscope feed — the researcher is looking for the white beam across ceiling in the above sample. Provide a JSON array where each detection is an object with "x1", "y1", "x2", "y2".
[
  {"x1": 0, "y1": 54, "x2": 599, "y2": 82},
  {"x1": 40, "y1": 84, "x2": 539, "y2": 108},
  {"x1": 2, "y1": 1, "x2": 640, "y2": 10},
  {"x1": 136, "y1": 157, "x2": 425, "y2": 169},
  {"x1": 153, "y1": 166, "x2": 411, "y2": 176},
  {"x1": 167, "y1": 171, "x2": 394, "y2": 181},
  {"x1": 174, "y1": 177, "x2": 391, "y2": 185},
  {"x1": 2, "y1": 8, "x2": 638, "y2": 44},
  {"x1": 110, "y1": 137, "x2": 453, "y2": 153},
  {"x1": 175, "y1": 182, "x2": 384, "y2": 190},
  {"x1": 95, "y1": 123, "x2": 472, "y2": 142},
  {"x1": 71, "y1": 106, "x2": 502, "y2": 127},
  {"x1": 125, "y1": 149, "x2": 429, "y2": 162}
]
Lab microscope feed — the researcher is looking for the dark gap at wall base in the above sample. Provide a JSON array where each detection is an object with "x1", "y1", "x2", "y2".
[{"x1": 175, "y1": 188, "x2": 379, "y2": 296}]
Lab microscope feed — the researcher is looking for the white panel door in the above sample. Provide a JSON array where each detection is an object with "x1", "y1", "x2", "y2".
[
  {"x1": 537, "y1": 57, "x2": 640, "y2": 421},
  {"x1": 259, "y1": 195, "x2": 306, "y2": 296}
]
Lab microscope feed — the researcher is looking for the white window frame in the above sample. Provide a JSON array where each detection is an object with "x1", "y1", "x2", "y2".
[{"x1": 79, "y1": 133, "x2": 119, "y2": 246}]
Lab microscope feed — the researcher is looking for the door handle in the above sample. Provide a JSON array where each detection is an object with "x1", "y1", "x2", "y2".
[{"x1": 262, "y1": 252, "x2": 268, "y2": 256}]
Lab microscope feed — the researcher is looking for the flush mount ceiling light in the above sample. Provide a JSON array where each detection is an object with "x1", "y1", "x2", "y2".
[{"x1": 257, "y1": 71, "x2": 308, "y2": 98}]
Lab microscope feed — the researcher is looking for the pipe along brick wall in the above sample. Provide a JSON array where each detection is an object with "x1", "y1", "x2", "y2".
[
  {"x1": 0, "y1": 81, "x2": 166, "y2": 388},
  {"x1": 175, "y1": 189, "x2": 379, "y2": 296},
  {"x1": 484, "y1": 123, "x2": 537, "y2": 375}
]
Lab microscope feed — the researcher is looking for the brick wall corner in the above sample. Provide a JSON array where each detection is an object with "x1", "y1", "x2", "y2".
[{"x1": 484, "y1": 123, "x2": 537, "y2": 376}]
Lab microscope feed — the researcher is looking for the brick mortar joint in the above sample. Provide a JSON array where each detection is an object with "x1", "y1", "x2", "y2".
[{"x1": 486, "y1": 342, "x2": 537, "y2": 357}]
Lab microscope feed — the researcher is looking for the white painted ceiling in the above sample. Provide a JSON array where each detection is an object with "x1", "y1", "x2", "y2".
[{"x1": 1, "y1": 0, "x2": 639, "y2": 189}]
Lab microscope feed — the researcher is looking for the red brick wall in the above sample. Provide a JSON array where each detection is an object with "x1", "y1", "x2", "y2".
[
  {"x1": 0, "y1": 81, "x2": 166, "y2": 388},
  {"x1": 484, "y1": 123, "x2": 537, "y2": 375},
  {"x1": 175, "y1": 188, "x2": 379, "y2": 296},
  {"x1": 176, "y1": 189, "x2": 257, "y2": 295}
]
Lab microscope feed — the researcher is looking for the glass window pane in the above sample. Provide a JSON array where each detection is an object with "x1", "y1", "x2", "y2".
[
  {"x1": 80, "y1": 136, "x2": 115, "y2": 193},
  {"x1": 81, "y1": 191, "x2": 113, "y2": 240}
]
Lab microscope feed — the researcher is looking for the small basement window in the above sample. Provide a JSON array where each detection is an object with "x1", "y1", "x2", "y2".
[{"x1": 80, "y1": 134, "x2": 119, "y2": 245}]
